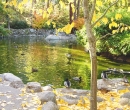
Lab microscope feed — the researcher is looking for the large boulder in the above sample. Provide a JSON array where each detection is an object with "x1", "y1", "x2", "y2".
[
  {"x1": 45, "y1": 33, "x2": 76, "y2": 44},
  {"x1": 42, "y1": 101, "x2": 59, "y2": 110},
  {"x1": 37, "y1": 91, "x2": 57, "y2": 104},
  {"x1": 60, "y1": 95, "x2": 79, "y2": 105},
  {"x1": 2, "y1": 73, "x2": 24, "y2": 88},
  {"x1": 97, "y1": 78, "x2": 125, "y2": 91},
  {"x1": 3, "y1": 73, "x2": 22, "y2": 82},
  {"x1": 26, "y1": 82, "x2": 42, "y2": 93}
]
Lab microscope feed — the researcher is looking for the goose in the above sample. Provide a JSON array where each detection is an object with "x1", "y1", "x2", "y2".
[
  {"x1": 64, "y1": 78, "x2": 71, "y2": 88},
  {"x1": 73, "y1": 77, "x2": 82, "y2": 82}
]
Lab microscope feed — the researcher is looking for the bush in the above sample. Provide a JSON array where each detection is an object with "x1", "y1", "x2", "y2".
[
  {"x1": 0, "y1": 25, "x2": 10, "y2": 36},
  {"x1": 10, "y1": 20, "x2": 29, "y2": 29}
]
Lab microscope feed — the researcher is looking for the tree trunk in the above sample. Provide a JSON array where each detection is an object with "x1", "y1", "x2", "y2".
[
  {"x1": 86, "y1": 22, "x2": 97, "y2": 110},
  {"x1": 76, "y1": 0, "x2": 80, "y2": 18},
  {"x1": 83, "y1": 0, "x2": 97, "y2": 110},
  {"x1": 69, "y1": 2, "x2": 73, "y2": 24}
]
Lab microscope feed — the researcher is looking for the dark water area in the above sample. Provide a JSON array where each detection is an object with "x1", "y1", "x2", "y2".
[{"x1": 0, "y1": 36, "x2": 130, "y2": 90}]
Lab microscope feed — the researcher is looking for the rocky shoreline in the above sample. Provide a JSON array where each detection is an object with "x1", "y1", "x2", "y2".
[{"x1": 0, "y1": 73, "x2": 130, "y2": 110}]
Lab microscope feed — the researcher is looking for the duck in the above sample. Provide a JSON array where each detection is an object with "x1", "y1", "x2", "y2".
[
  {"x1": 73, "y1": 77, "x2": 82, "y2": 82},
  {"x1": 101, "y1": 72, "x2": 108, "y2": 80},
  {"x1": 32, "y1": 67, "x2": 38, "y2": 73},
  {"x1": 123, "y1": 76, "x2": 129, "y2": 83},
  {"x1": 66, "y1": 53, "x2": 72, "y2": 60},
  {"x1": 64, "y1": 78, "x2": 71, "y2": 88}
]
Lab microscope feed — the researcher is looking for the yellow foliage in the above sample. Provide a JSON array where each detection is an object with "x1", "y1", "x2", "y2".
[
  {"x1": 57, "y1": 99, "x2": 68, "y2": 105},
  {"x1": 46, "y1": 20, "x2": 51, "y2": 26},
  {"x1": 112, "y1": 30, "x2": 118, "y2": 34},
  {"x1": 115, "y1": 14, "x2": 122, "y2": 20},
  {"x1": 37, "y1": 105, "x2": 42, "y2": 110},
  {"x1": 120, "y1": 27, "x2": 124, "y2": 32},
  {"x1": 32, "y1": 13, "x2": 47, "y2": 29},
  {"x1": 128, "y1": 7, "x2": 130, "y2": 12},
  {"x1": 43, "y1": 11, "x2": 49, "y2": 19},
  {"x1": 102, "y1": 17, "x2": 108, "y2": 25},
  {"x1": 62, "y1": 23, "x2": 74, "y2": 34},
  {"x1": 96, "y1": 1, "x2": 103, "y2": 7},
  {"x1": 59, "y1": 106, "x2": 71, "y2": 110},
  {"x1": 67, "y1": 0, "x2": 74, "y2": 3},
  {"x1": 47, "y1": 3, "x2": 53, "y2": 14},
  {"x1": 109, "y1": 21, "x2": 118, "y2": 29},
  {"x1": 59, "y1": 1, "x2": 66, "y2": 9}
]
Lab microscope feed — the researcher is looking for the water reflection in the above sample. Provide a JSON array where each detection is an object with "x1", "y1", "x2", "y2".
[
  {"x1": 0, "y1": 36, "x2": 90, "y2": 89},
  {"x1": 1, "y1": 36, "x2": 130, "y2": 89}
]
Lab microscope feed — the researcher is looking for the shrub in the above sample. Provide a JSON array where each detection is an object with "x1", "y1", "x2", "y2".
[{"x1": 10, "y1": 20, "x2": 29, "y2": 29}]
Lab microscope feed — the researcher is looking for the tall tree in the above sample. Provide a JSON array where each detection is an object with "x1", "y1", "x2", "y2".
[{"x1": 83, "y1": 0, "x2": 119, "y2": 110}]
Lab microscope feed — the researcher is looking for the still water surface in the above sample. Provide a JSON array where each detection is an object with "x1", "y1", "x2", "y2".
[{"x1": 0, "y1": 36, "x2": 129, "y2": 89}]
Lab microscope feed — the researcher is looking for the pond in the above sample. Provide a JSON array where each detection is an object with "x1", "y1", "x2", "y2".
[{"x1": 0, "y1": 36, "x2": 130, "y2": 90}]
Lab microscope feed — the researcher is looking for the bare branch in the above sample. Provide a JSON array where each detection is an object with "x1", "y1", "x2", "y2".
[
  {"x1": 92, "y1": 0, "x2": 119, "y2": 27},
  {"x1": 96, "y1": 23, "x2": 122, "y2": 41},
  {"x1": 96, "y1": 33, "x2": 113, "y2": 41},
  {"x1": 90, "y1": 0, "x2": 96, "y2": 22}
]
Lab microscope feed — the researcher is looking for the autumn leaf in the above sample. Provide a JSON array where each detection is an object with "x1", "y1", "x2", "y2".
[
  {"x1": 59, "y1": 106, "x2": 71, "y2": 110},
  {"x1": 37, "y1": 105, "x2": 42, "y2": 110}
]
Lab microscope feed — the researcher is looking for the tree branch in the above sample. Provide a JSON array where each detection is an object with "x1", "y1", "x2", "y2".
[
  {"x1": 96, "y1": 24, "x2": 122, "y2": 41},
  {"x1": 90, "y1": 0, "x2": 96, "y2": 22},
  {"x1": 92, "y1": 0, "x2": 119, "y2": 27},
  {"x1": 96, "y1": 33, "x2": 113, "y2": 41}
]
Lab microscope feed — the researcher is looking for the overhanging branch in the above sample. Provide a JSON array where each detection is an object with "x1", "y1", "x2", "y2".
[{"x1": 92, "y1": 0, "x2": 119, "y2": 27}]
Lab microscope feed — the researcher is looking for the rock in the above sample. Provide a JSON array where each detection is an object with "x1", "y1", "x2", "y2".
[
  {"x1": 45, "y1": 35, "x2": 60, "y2": 40},
  {"x1": 3, "y1": 73, "x2": 22, "y2": 82},
  {"x1": 42, "y1": 101, "x2": 59, "y2": 110},
  {"x1": 26, "y1": 82, "x2": 42, "y2": 93},
  {"x1": 73, "y1": 89, "x2": 90, "y2": 96},
  {"x1": 119, "y1": 98, "x2": 129, "y2": 106},
  {"x1": 0, "y1": 74, "x2": 4, "y2": 82},
  {"x1": 37, "y1": 91, "x2": 57, "y2": 104},
  {"x1": 97, "y1": 96, "x2": 105, "y2": 102},
  {"x1": 10, "y1": 81, "x2": 24, "y2": 88},
  {"x1": 97, "y1": 78, "x2": 125, "y2": 91},
  {"x1": 117, "y1": 85, "x2": 127, "y2": 91},
  {"x1": 60, "y1": 95, "x2": 79, "y2": 105},
  {"x1": 42, "y1": 86, "x2": 53, "y2": 91},
  {"x1": 120, "y1": 92, "x2": 130, "y2": 99}
]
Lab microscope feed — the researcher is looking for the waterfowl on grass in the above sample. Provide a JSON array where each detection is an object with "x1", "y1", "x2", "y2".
[
  {"x1": 64, "y1": 78, "x2": 71, "y2": 88},
  {"x1": 32, "y1": 67, "x2": 38, "y2": 73}
]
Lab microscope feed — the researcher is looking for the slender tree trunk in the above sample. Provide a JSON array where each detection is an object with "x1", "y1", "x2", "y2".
[
  {"x1": 83, "y1": 0, "x2": 97, "y2": 110},
  {"x1": 6, "y1": 0, "x2": 10, "y2": 30},
  {"x1": 74, "y1": 0, "x2": 77, "y2": 20},
  {"x1": 69, "y1": 2, "x2": 73, "y2": 24},
  {"x1": 76, "y1": 0, "x2": 80, "y2": 18}
]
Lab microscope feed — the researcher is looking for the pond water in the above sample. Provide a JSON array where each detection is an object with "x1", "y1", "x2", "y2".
[{"x1": 0, "y1": 36, "x2": 130, "y2": 89}]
